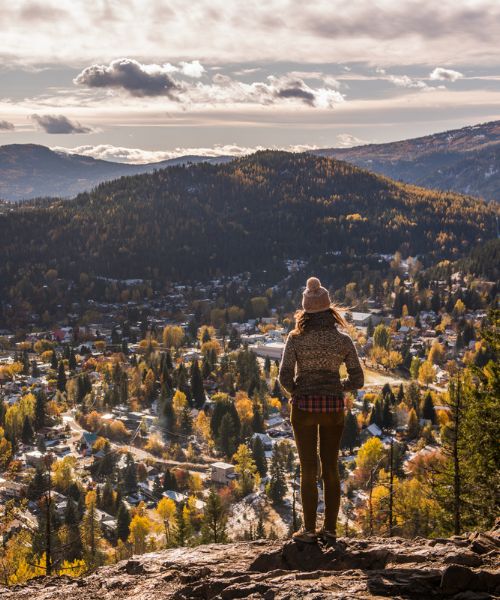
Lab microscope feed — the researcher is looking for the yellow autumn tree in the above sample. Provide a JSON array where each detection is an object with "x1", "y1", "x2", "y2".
[{"x1": 156, "y1": 497, "x2": 176, "y2": 547}]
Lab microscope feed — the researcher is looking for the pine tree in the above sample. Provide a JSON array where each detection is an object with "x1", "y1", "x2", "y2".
[
  {"x1": 50, "y1": 351, "x2": 58, "y2": 371},
  {"x1": 163, "y1": 469, "x2": 177, "y2": 491},
  {"x1": 217, "y1": 413, "x2": 238, "y2": 458},
  {"x1": 22, "y1": 350, "x2": 30, "y2": 375},
  {"x1": 190, "y1": 360, "x2": 205, "y2": 409},
  {"x1": 57, "y1": 361, "x2": 67, "y2": 392},
  {"x1": 69, "y1": 348, "x2": 77, "y2": 371},
  {"x1": 34, "y1": 390, "x2": 47, "y2": 431},
  {"x1": 21, "y1": 415, "x2": 35, "y2": 444},
  {"x1": 422, "y1": 392, "x2": 436, "y2": 424},
  {"x1": 180, "y1": 405, "x2": 193, "y2": 437},
  {"x1": 251, "y1": 436, "x2": 267, "y2": 477},
  {"x1": 382, "y1": 395, "x2": 393, "y2": 429},
  {"x1": 267, "y1": 444, "x2": 287, "y2": 504},
  {"x1": 27, "y1": 466, "x2": 48, "y2": 500},
  {"x1": 101, "y1": 480, "x2": 115, "y2": 514},
  {"x1": 63, "y1": 499, "x2": 83, "y2": 561},
  {"x1": 264, "y1": 356, "x2": 271, "y2": 375},
  {"x1": 201, "y1": 488, "x2": 228, "y2": 543},
  {"x1": 341, "y1": 410, "x2": 359, "y2": 454},
  {"x1": 251, "y1": 402, "x2": 264, "y2": 433},
  {"x1": 255, "y1": 510, "x2": 266, "y2": 539},
  {"x1": 152, "y1": 475, "x2": 163, "y2": 499},
  {"x1": 116, "y1": 502, "x2": 131, "y2": 542},
  {"x1": 123, "y1": 453, "x2": 138, "y2": 494},
  {"x1": 81, "y1": 491, "x2": 103, "y2": 568}
]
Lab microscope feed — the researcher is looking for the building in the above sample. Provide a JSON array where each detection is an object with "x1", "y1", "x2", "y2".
[
  {"x1": 210, "y1": 461, "x2": 237, "y2": 485},
  {"x1": 249, "y1": 341, "x2": 285, "y2": 361}
]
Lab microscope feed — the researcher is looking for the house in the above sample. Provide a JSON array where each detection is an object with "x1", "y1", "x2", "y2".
[
  {"x1": 364, "y1": 423, "x2": 382, "y2": 439},
  {"x1": 210, "y1": 461, "x2": 237, "y2": 485},
  {"x1": 24, "y1": 450, "x2": 45, "y2": 468},
  {"x1": 79, "y1": 431, "x2": 98, "y2": 454},
  {"x1": 265, "y1": 414, "x2": 284, "y2": 429},
  {"x1": 162, "y1": 490, "x2": 187, "y2": 504},
  {"x1": 248, "y1": 342, "x2": 284, "y2": 361},
  {"x1": 0, "y1": 477, "x2": 27, "y2": 499},
  {"x1": 251, "y1": 432, "x2": 273, "y2": 450}
]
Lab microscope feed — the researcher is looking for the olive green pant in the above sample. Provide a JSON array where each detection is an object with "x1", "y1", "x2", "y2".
[{"x1": 290, "y1": 404, "x2": 344, "y2": 532}]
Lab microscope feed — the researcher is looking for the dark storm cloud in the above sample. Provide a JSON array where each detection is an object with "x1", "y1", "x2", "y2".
[
  {"x1": 0, "y1": 119, "x2": 14, "y2": 130},
  {"x1": 276, "y1": 86, "x2": 316, "y2": 106},
  {"x1": 31, "y1": 113, "x2": 92, "y2": 134},
  {"x1": 74, "y1": 58, "x2": 182, "y2": 98}
]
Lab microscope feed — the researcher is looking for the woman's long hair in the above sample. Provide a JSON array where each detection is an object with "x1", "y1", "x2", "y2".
[{"x1": 292, "y1": 304, "x2": 347, "y2": 334}]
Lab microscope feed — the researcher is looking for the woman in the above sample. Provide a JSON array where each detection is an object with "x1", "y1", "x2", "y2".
[{"x1": 279, "y1": 277, "x2": 364, "y2": 545}]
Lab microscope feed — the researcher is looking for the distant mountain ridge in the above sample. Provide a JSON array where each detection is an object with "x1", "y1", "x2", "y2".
[
  {"x1": 0, "y1": 144, "x2": 232, "y2": 202},
  {"x1": 312, "y1": 120, "x2": 500, "y2": 201},
  {"x1": 0, "y1": 151, "x2": 497, "y2": 291}
]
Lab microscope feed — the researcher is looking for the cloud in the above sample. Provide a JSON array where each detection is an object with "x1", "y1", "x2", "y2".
[
  {"x1": 335, "y1": 133, "x2": 370, "y2": 148},
  {"x1": 31, "y1": 113, "x2": 92, "y2": 134},
  {"x1": 429, "y1": 67, "x2": 464, "y2": 81},
  {"x1": 74, "y1": 60, "x2": 344, "y2": 108},
  {"x1": 0, "y1": 119, "x2": 15, "y2": 130},
  {"x1": 179, "y1": 60, "x2": 206, "y2": 78},
  {"x1": 2, "y1": 1, "x2": 500, "y2": 66},
  {"x1": 389, "y1": 75, "x2": 429, "y2": 90},
  {"x1": 52, "y1": 142, "x2": 321, "y2": 164},
  {"x1": 74, "y1": 58, "x2": 183, "y2": 98}
]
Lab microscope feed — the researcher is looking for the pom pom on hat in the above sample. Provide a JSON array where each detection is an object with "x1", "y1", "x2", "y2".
[
  {"x1": 306, "y1": 277, "x2": 321, "y2": 292},
  {"x1": 302, "y1": 275, "x2": 331, "y2": 313}
]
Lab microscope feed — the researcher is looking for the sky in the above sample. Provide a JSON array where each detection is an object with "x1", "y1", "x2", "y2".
[{"x1": 1, "y1": 0, "x2": 500, "y2": 163}]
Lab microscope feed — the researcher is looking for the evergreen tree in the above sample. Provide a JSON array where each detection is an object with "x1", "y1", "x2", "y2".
[
  {"x1": 180, "y1": 405, "x2": 193, "y2": 437},
  {"x1": 116, "y1": 502, "x2": 131, "y2": 542},
  {"x1": 255, "y1": 510, "x2": 266, "y2": 539},
  {"x1": 22, "y1": 350, "x2": 30, "y2": 375},
  {"x1": 123, "y1": 453, "x2": 138, "y2": 494},
  {"x1": 34, "y1": 391, "x2": 47, "y2": 431},
  {"x1": 27, "y1": 465, "x2": 48, "y2": 500},
  {"x1": 370, "y1": 397, "x2": 383, "y2": 427},
  {"x1": 21, "y1": 415, "x2": 35, "y2": 444},
  {"x1": 50, "y1": 351, "x2": 58, "y2": 371},
  {"x1": 201, "y1": 488, "x2": 228, "y2": 543},
  {"x1": 101, "y1": 480, "x2": 115, "y2": 514},
  {"x1": 382, "y1": 395, "x2": 393, "y2": 429},
  {"x1": 341, "y1": 410, "x2": 359, "y2": 454},
  {"x1": 264, "y1": 356, "x2": 271, "y2": 375},
  {"x1": 190, "y1": 360, "x2": 205, "y2": 409},
  {"x1": 251, "y1": 402, "x2": 264, "y2": 433},
  {"x1": 267, "y1": 444, "x2": 287, "y2": 504},
  {"x1": 163, "y1": 469, "x2": 178, "y2": 491},
  {"x1": 251, "y1": 436, "x2": 267, "y2": 477},
  {"x1": 422, "y1": 392, "x2": 436, "y2": 424},
  {"x1": 152, "y1": 475, "x2": 163, "y2": 500},
  {"x1": 63, "y1": 498, "x2": 83, "y2": 561},
  {"x1": 31, "y1": 359, "x2": 40, "y2": 378},
  {"x1": 217, "y1": 413, "x2": 238, "y2": 458},
  {"x1": 68, "y1": 348, "x2": 77, "y2": 371},
  {"x1": 57, "y1": 361, "x2": 67, "y2": 392}
]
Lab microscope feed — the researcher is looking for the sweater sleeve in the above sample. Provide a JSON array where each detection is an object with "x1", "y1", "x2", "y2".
[
  {"x1": 341, "y1": 338, "x2": 364, "y2": 392},
  {"x1": 278, "y1": 334, "x2": 297, "y2": 396}
]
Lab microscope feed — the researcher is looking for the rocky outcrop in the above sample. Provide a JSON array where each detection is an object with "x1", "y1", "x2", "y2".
[{"x1": 2, "y1": 526, "x2": 499, "y2": 599}]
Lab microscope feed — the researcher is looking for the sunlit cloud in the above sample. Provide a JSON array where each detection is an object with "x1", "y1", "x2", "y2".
[
  {"x1": 430, "y1": 67, "x2": 464, "y2": 81},
  {"x1": 52, "y1": 142, "x2": 321, "y2": 164}
]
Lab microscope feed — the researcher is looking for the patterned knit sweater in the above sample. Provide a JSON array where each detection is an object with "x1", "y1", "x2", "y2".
[{"x1": 278, "y1": 310, "x2": 364, "y2": 397}]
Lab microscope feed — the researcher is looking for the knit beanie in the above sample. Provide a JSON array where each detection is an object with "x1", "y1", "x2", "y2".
[{"x1": 302, "y1": 277, "x2": 331, "y2": 313}]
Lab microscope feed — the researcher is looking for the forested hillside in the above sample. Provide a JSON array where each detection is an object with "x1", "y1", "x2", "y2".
[
  {"x1": 315, "y1": 120, "x2": 500, "y2": 201},
  {"x1": 0, "y1": 151, "x2": 497, "y2": 294}
]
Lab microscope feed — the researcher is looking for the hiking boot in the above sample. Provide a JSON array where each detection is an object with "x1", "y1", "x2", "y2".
[
  {"x1": 292, "y1": 528, "x2": 317, "y2": 544},
  {"x1": 316, "y1": 528, "x2": 337, "y2": 545}
]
